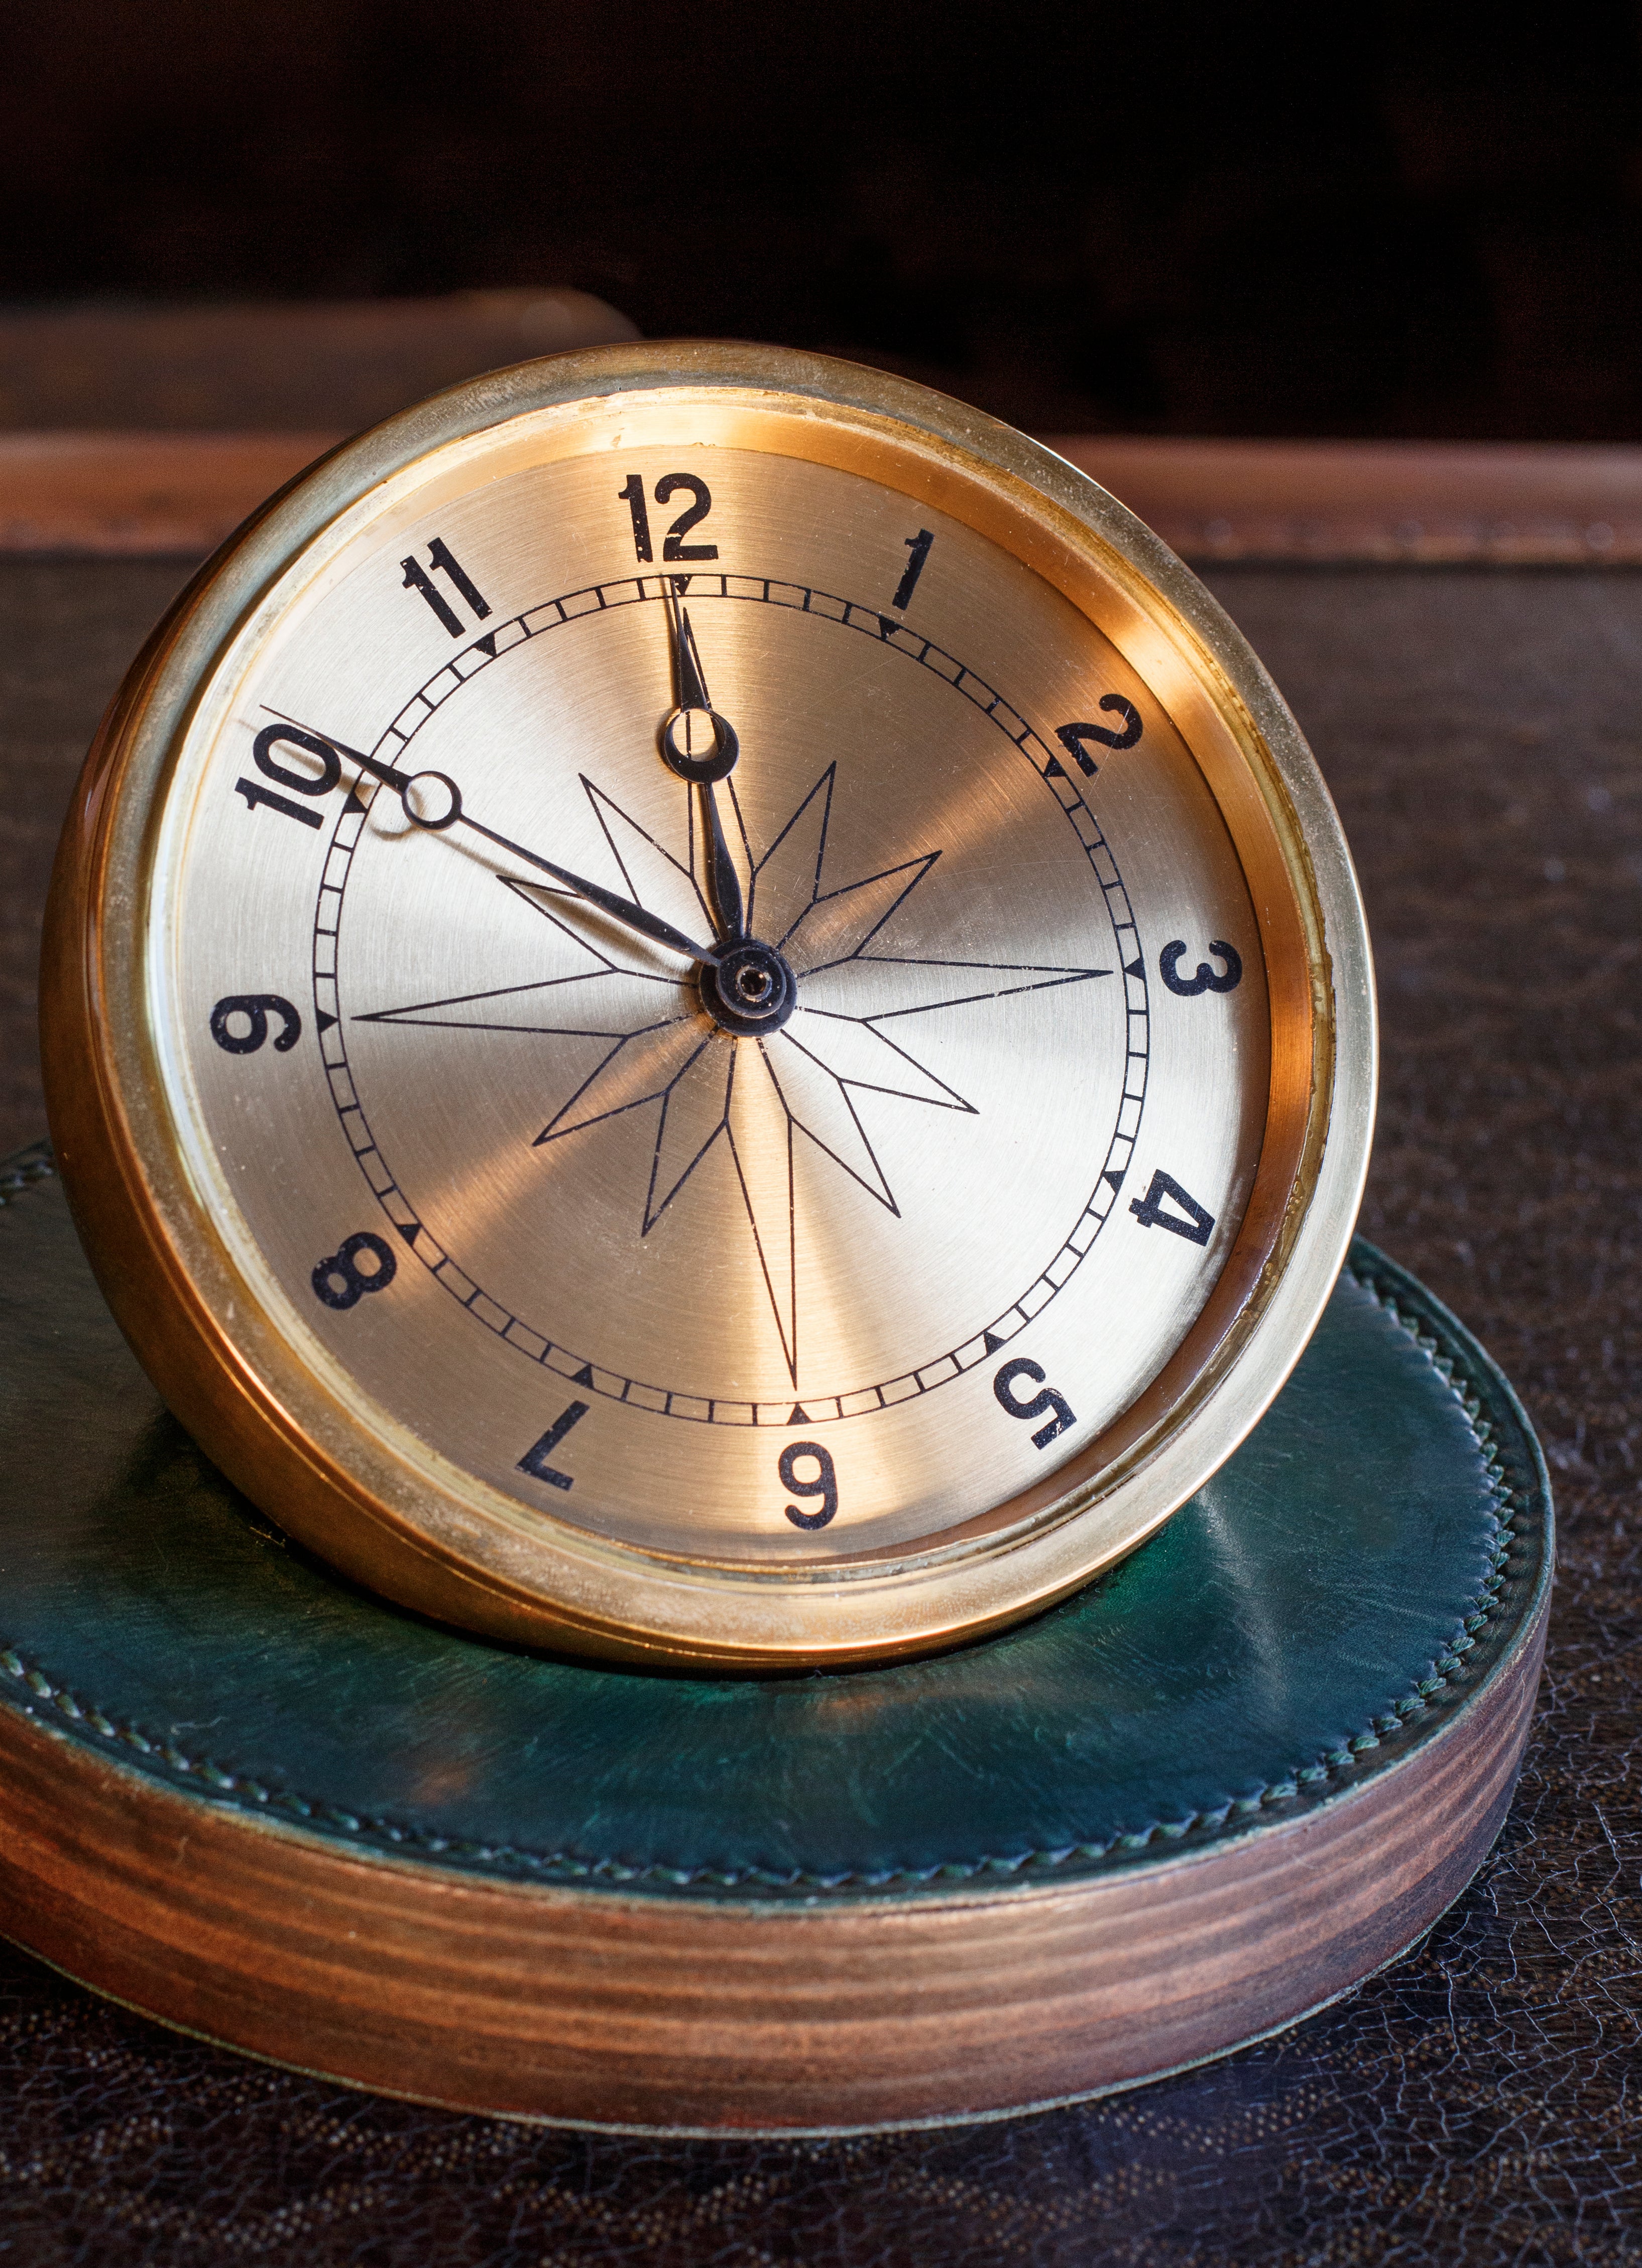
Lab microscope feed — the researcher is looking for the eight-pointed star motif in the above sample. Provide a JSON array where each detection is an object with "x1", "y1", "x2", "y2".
[{"x1": 360, "y1": 769, "x2": 1109, "y2": 1384}]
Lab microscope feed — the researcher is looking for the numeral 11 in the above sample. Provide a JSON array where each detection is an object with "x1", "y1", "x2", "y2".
[{"x1": 402, "y1": 538, "x2": 492, "y2": 638}]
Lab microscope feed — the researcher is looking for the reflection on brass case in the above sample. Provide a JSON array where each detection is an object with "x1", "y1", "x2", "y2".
[{"x1": 41, "y1": 344, "x2": 1375, "y2": 1668}]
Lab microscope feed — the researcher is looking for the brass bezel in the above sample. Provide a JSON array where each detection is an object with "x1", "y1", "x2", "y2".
[{"x1": 41, "y1": 343, "x2": 1376, "y2": 1667}]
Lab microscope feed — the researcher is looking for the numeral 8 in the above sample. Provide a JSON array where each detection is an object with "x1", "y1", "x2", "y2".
[{"x1": 312, "y1": 1231, "x2": 398, "y2": 1311}]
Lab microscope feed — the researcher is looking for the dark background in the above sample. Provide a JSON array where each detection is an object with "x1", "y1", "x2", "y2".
[{"x1": 5, "y1": 2, "x2": 1642, "y2": 439}]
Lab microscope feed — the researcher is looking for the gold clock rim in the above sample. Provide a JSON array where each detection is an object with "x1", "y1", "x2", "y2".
[{"x1": 40, "y1": 341, "x2": 1377, "y2": 1668}]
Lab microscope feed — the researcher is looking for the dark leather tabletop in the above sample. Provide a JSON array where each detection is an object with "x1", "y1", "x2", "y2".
[{"x1": 1, "y1": 554, "x2": 1637, "y2": 2261}]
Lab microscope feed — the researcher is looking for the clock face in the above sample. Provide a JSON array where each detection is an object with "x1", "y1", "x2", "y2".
[{"x1": 55, "y1": 351, "x2": 1371, "y2": 1661}]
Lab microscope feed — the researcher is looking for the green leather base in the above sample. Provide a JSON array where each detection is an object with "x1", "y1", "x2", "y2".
[{"x1": 0, "y1": 1139, "x2": 1551, "y2": 1909}]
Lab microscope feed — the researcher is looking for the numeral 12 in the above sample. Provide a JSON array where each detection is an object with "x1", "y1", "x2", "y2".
[
  {"x1": 618, "y1": 473, "x2": 718, "y2": 562},
  {"x1": 892, "y1": 528, "x2": 934, "y2": 610}
]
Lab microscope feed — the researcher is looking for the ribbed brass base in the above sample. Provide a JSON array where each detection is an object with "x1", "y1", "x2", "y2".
[{"x1": 0, "y1": 1147, "x2": 1551, "y2": 2131}]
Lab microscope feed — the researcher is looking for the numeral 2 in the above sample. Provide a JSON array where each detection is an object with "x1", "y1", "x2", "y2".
[
  {"x1": 993, "y1": 1358, "x2": 1077, "y2": 1449},
  {"x1": 618, "y1": 472, "x2": 719, "y2": 562},
  {"x1": 1056, "y1": 697, "x2": 1143, "y2": 776},
  {"x1": 402, "y1": 537, "x2": 491, "y2": 638}
]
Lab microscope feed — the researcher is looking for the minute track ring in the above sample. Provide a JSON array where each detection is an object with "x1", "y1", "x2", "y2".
[{"x1": 312, "y1": 568, "x2": 1152, "y2": 1428}]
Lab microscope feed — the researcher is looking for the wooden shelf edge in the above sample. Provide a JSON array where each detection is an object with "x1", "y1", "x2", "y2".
[{"x1": 5, "y1": 430, "x2": 1642, "y2": 563}]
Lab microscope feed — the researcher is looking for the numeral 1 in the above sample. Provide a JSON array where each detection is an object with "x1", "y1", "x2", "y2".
[
  {"x1": 892, "y1": 528, "x2": 934, "y2": 610},
  {"x1": 402, "y1": 537, "x2": 491, "y2": 638}
]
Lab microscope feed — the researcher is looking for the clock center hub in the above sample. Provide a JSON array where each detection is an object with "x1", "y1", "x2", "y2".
[{"x1": 699, "y1": 938, "x2": 797, "y2": 1036}]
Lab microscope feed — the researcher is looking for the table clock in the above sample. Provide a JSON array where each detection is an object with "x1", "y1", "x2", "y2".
[
  {"x1": 0, "y1": 346, "x2": 1547, "y2": 2127},
  {"x1": 41, "y1": 343, "x2": 1371, "y2": 1667}
]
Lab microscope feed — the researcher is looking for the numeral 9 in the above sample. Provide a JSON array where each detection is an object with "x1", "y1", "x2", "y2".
[
  {"x1": 780, "y1": 1440, "x2": 838, "y2": 1531},
  {"x1": 209, "y1": 993, "x2": 302, "y2": 1054}
]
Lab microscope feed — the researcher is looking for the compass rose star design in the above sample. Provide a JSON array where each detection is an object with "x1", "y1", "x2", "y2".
[{"x1": 361, "y1": 767, "x2": 1109, "y2": 1384}]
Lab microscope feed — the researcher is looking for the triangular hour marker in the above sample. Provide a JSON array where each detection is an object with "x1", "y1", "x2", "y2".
[
  {"x1": 572, "y1": 1363, "x2": 595, "y2": 1388},
  {"x1": 788, "y1": 1404, "x2": 810, "y2": 1424},
  {"x1": 395, "y1": 1220, "x2": 419, "y2": 1245},
  {"x1": 1104, "y1": 1168, "x2": 1125, "y2": 1191},
  {"x1": 471, "y1": 632, "x2": 498, "y2": 659},
  {"x1": 342, "y1": 788, "x2": 368, "y2": 816},
  {"x1": 1125, "y1": 957, "x2": 1144, "y2": 978},
  {"x1": 1043, "y1": 755, "x2": 1067, "y2": 779},
  {"x1": 315, "y1": 1010, "x2": 337, "y2": 1032},
  {"x1": 982, "y1": 1329, "x2": 1007, "y2": 1355}
]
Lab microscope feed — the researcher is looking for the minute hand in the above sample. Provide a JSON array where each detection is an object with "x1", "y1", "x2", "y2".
[{"x1": 316, "y1": 732, "x2": 727, "y2": 967}]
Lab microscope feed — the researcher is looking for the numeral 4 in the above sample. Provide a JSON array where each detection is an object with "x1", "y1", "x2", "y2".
[{"x1": 1129, "y1": 1170, "x2": 1216, "y2": 1246}]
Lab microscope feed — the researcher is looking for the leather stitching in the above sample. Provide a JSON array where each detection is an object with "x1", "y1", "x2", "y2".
[{"x1": 0, "y1": 1148, "x2": 1545, "y2": 1898}]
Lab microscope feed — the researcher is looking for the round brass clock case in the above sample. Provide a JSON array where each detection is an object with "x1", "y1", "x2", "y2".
[{"x1": 42, "y1": 344, "x2": 1375, "y2": 1669}]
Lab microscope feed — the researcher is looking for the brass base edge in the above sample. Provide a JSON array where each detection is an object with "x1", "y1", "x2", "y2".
[{"x1": 0, "y1": 1587, "x2": 1547, "y2": 2133}]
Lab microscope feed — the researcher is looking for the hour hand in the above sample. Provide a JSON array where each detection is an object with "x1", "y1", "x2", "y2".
[
  {"x1": 294, "y1": 724, "x2": 727, "y2": 968},
  {"x1": 657, "y1": 590, "x2": 744, "y2": 942},
  {"x1": 659, "y1": 586, "x2": 738, "y2": 785}
]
